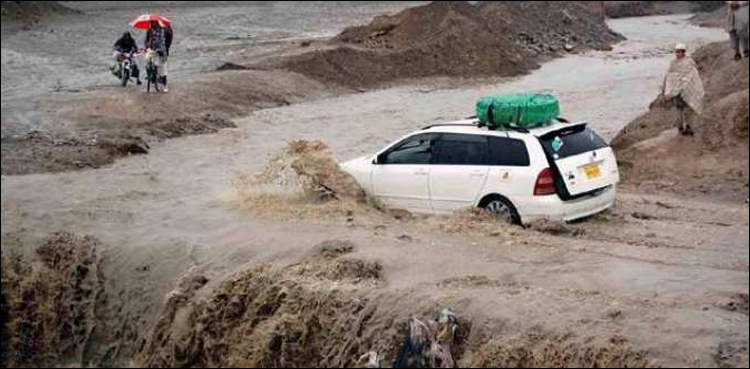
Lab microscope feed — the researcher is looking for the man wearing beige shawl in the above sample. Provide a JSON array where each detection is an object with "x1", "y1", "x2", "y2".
[{"x1": 662, "y1": 43, "x2": 705, "y2": 136}]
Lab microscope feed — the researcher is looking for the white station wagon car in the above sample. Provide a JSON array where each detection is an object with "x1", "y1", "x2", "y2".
[{"x1": 341, "y1": 119, "x2": 620, "y2": 225}]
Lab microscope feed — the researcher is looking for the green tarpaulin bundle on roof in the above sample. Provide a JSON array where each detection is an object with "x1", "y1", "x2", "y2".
[{"x1": 476, "y1": 93, "x2": 560, "y2": 129}]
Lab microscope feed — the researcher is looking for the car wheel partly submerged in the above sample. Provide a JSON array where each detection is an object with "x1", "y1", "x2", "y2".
[{"x1": 483, "y1": 197, "x2": 521, "y2": 225}]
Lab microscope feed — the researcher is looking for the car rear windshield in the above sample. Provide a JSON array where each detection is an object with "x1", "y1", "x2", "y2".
[{"x1": 540, "y1": 125, "x2": 608, "y2": 160}]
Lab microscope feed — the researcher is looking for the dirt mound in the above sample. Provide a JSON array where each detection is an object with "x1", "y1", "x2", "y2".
[
  {"x1": 0, "y1": 1, "x2": 74, "y2": 23},
  {"x1": 278, "y1": 1, "x2": 623, "y2": 88},
  {"x1": 612, "y1": 42, "x2": 749, "y2": 200},
  {"x1": 469, "y1": 333, "x2": 652, "y2": 368},
  {"x1": 139, "y1": 241, "x2": 419, "y2": 368},
  {"x1": 0, "y1": 232, "x2": 105, "y2": 368}
]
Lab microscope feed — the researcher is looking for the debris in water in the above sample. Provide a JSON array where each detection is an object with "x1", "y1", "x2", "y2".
[
  {"x1": 717, "y1": 293, "x2": 749, "y2": 316},
  {"x1": 427, "y1": 208, "x2": 513, "y2": 237},
  {"x1": 631, "y1": 212, "x2": 658, "y2": 221},
  {"x1": 529, "y1": 218, "x2": 586, "y2": 237}
]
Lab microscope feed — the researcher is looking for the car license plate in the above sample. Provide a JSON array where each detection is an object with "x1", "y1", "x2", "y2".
[{"x1": 583, "y1": 163, "x2": 601, "y2": 179}]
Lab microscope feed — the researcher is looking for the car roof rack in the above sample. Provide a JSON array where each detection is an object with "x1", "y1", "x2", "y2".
[
  {"x1": 422, "y1": 115, "x2": 575, "y2": 134},
  {"x1": 421, "y1": 122, "x2": 531, "y2": 134},
  {"x1": 421, "y1": 123, "x2": 479, "y2": 130}
]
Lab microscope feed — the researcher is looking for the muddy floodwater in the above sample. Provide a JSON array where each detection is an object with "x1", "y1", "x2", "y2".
[
  {"x1": 1, "y1": 6, "x2": 747, "y2": 368},
  {"x1": 1, "y1": 1, "x2": 426, "y2": 136}
]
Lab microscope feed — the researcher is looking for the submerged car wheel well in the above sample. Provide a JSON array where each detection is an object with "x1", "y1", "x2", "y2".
[{"x1": 478, "y1": 194, "x2": 522, "y2": 225}]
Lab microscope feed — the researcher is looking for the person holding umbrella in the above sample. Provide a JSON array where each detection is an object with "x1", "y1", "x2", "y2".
[{"x1": 131, "y1": 14, "x2": 173, "y2": 92}]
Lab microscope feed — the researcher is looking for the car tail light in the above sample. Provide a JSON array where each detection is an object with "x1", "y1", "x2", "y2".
[{"x1": 534, "y1": 168, "x2": 557, "y2": 196}]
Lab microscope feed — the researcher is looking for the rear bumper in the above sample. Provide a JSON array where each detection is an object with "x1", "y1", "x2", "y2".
[{"x1": 518, "y1": 186, "x2": 617, "y2": 224}]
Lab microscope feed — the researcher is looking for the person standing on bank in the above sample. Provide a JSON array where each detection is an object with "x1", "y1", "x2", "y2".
[
  {"x1": 727, "y1": 1, "x2": 750, "y2": 60},
  {"x1": 662, "y1": 43, "x2": 705, "y2": 136}
]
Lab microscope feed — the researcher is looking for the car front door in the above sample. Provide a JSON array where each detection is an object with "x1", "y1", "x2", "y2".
[
  {"x1": 429, "y1": 133, "x2": 490, "y2": 213},
  {"x1": 372, "y1": 133, "x2": 437, "y2": 213}
]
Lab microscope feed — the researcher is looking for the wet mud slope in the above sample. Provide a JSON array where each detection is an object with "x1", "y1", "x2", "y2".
[{"x1": 612, "y1": 42, "x2": 749, "y2": 201}]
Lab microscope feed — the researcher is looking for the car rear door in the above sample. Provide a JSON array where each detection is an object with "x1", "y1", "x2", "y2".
[
  {"x1": 372, "y1": 133, "x2": 436, "y2": 212},
  {"x1": 429, "y1": 133, "x2": 490, "y2": 212},
  {"x1": 485, "y1": 135, "x2": 535, "y2": 196},
  {"x1": 538, "y1": 124, "x2": 620, "y2": 198}
]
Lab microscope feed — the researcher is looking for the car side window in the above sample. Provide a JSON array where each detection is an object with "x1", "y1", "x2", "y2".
[
  {"x1": 433, "y1": 134, "x2": 489, "y2": 166},
  {"x1": 488, "y1": 137, "x2": 531, "y2": 167},
  {"x1": 381, "y1": 134, "x2": 435, "y2": 165}
]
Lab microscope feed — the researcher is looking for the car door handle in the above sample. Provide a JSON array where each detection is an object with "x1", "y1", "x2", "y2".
[
  {"x1": 414, "y1": 170, "x2": 428, "y2": 176},
  {"x1": 470, "y1": 170, "x2": 485, "y2": 177}
]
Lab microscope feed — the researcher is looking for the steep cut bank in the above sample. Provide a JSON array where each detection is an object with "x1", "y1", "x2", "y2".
[
  {"x1": 138, "y1": 240, "x2": 652, "y2": 368},
  {"x1": 277, "y1": 1, "x2": 624, "y2": 88},
  {"x1": 612, "y1": 42, "x2": 749, "y2": 201},
  {"x1": 0, "y1": 233, "x2": 105, "y2": 368},
  {"x1": 1, "y1": 236, "x2": 657, "y2": 368}
]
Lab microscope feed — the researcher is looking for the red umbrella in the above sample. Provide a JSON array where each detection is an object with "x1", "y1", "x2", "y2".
[{"x1": 130, "y1": 14, "x2": 172, "y2": 30}]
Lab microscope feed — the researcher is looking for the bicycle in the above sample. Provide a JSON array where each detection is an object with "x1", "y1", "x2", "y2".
[
  {"x1": 143, "y1": 49, "x2": 161, "y2": 93},
  {"x1": 111, "y1": 51, "x2": 140, "y2": 87}
]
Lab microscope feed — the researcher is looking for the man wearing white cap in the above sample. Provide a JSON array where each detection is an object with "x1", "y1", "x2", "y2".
[{"x1": 662, "y1": 43, "x2": 705, "y2": 136}]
